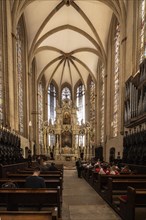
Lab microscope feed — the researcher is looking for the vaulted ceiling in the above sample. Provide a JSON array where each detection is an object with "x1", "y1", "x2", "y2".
[{"x1": 12, "y1": 0, "x2": 126, "y2": 90}]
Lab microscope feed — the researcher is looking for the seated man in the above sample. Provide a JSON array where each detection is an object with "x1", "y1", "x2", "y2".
[
  {"x1": 48, "y1": 162, "x2": 58, "y2": 171},
  {"x1": 25, "y1": 167, "x2": 46, "y2": 188}
]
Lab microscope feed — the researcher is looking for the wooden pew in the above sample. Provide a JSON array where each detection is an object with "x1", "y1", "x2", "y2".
[
  {"x1": 81, "y1": 166, "x2": 88, "y2": 179},
  {"x1": 17, "y1": 169, "x2": 62, "y2": 173},
  {"x1": 0, "y1": 162, "x2": 28, "y2": 178},
  {"x1": 6, "y1": 173, "x2": 62, "y2": 180},
  {"x1": 0, "y1": 188, "x2": 61, "y2": 218},
  {"x1": 0, "y1": 178, "x2": 63, "y2": 200},
  {"x1": 17, "y1": 169, "x2": 63, "y2": 178},
  {"x1": 119, "y1": 186, "x2": 146, "y2": 220},
  {"x1": 90, "y1": 171, "x2": 99, "y2": 188},
  {"x1": 25, "y1": 163, "x2": 64, "y2": 172},
  {"x1": 0, "y1": 210, "x2": 58, "y2": 220},
  {"x1": 104, "y1": 178, "x2": 146, "y2": 204},
  {"x1": 85, "y1": 168, "x2": 93, "y2": 182},
  {"x1": 0, "y1": 178, "x2": 62, "y2": 189},
  {"x1": 97, "y1": 174, "x2": 146, "y2": 192}
]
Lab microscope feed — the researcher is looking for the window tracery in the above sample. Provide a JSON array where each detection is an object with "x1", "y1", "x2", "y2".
[
  {"x1": 0, "y1": 4, "x2": 3, "y2": 125},
  {"x1": 112, "y1": 23, "x2": 120, "y2": 137},
  {"x1": 62, "y1": 87, "x2": 71, "y2": 100},
  {"x1": 99, "y1": 64, "x2": 105, "y2": 143},
  {"x1": 16, "y1": 17, "x2": 25, "y2": 134},
  {"x1": 76, "y1": 84, "x2": 85, "y2": 125},
  {"x1": 38, "y1": 82, "x2": 43, "y2": 146},
  {"x1": 48, "y1": 83, "x2": 56, "y2": 124},
  {"x1": 89, "y1": 80, "x2": 95, "y2": 143},
  {"x1": 139, "y1": 0, "x2": 146, "y2": 63}
]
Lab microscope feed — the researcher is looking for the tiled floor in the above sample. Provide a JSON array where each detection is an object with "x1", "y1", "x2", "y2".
[{"x1": 62, "y1": 170, "x2": 121, "y2": 220}]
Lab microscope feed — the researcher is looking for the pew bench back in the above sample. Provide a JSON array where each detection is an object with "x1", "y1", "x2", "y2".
[
  {"x1": 0, "y1": 178, "x2": 62, "y2": 190},
  {"x1": 0, "y1": 188, "x2": 61, "y2": 218},
  {"x1": 119, "y1": 187, "x2": 146, "y2": 220},
  {"x1": 105, "y1": 178, "x2": 146, "y2": 204},
  {"x1": 98, "y1": 174, "x2": 146, "y2": 192},
  {"x1": 0, "y1": 211, "x2": 58, "y2": 220},
  {"x1": 6, "y1": 173, "x2": 61, "y2": 180}
]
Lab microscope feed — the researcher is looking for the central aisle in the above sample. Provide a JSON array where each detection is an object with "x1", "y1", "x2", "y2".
[{"x1": 62, "y1": 169, "x2": 121, "y2": 220}]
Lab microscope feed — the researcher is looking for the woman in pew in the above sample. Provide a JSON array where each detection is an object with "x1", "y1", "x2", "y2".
[
  {"x1": 109, "y1": 165, "x2": 119, "y2": 175},
  {"x1": 25, "y1": 167, "x2": 46, "y2": 188}
]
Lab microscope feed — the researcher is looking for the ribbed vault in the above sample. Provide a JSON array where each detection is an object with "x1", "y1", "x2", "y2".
[{"x1": 11, "y1": 0, "x2": 126, "y2": 89}]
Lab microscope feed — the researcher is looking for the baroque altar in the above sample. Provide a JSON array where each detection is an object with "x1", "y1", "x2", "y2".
[{"x1": 42, "y1": 99, "x2": 94, "y2": 161}]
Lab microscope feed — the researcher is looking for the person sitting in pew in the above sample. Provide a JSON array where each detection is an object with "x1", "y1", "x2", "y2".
[
  {"x1": 101, "y1": 164, "x2": 111, "y2": 175},
  {"x1": 95, "y1": 164, "x2": 101, "y2": 173},
  {"x1": 48, "y1": 162, "x2": 58, "y2": 171},
  {"x1": 25, "y1": 167, "x2": 46, "y2": 188},
  {"x1": 40, "y1": 160, "x2": 51, "y2": 171},
  {"x1": 121, "y1": 165, "x2": 131, "y2": 174},
  {"x1": 109, "y1": 165, "x2": 119, "y2": 175}
]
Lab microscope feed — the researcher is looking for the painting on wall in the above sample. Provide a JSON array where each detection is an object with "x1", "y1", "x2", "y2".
[{"x1": 62, "y1": 131, "x2": 72, "y2": 148}]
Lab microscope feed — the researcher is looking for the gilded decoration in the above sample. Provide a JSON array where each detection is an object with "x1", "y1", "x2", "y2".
[{"x1": 42, "y1": 98, "x2": 94, "y2": 161}]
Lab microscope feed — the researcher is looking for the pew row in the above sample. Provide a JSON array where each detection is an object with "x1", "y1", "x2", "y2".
[
  {"x1": 24, "y1": 164, "x2": 64, "y2": 172},
  {"x1": 0, "y1": 188, "x2": 61, "y2": 218},
  {"x1": 0, "y1": 210, "x2": 58, "y2": 220},
  {"x1": 104, "y1": 178, "x2": 146, "y2": 204},
  {"x1": 97, "y1": 174, "x2": 146, "y2": 192},
  {"x1": 0, "y1": 178, "x2": 62, "y2": 189},
  {"x1": 6, "y1": 173, "x2": 62, "y2": 180},
  {"x1": 17, "y1": 169, "x2": 63, "y2": 176},
  {"x1": 0, "y1": 178, "x2": 63, "y2": 200},
  {"x1": 119, "y1": 187, "x2": 146, "y2": 220}
]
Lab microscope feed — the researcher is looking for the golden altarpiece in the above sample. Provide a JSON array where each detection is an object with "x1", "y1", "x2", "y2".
[{"x1": 42, "y1": 98, "x2": 93, "y2": 161}]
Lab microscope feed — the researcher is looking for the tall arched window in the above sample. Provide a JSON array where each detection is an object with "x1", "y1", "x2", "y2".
[
  {"x1": 99, "y1": 64, "x2": 105, "y2": 144},
  {"x1": 89, "y1": 79, "x2": 96, "y2": 145},
  {"x1": 138, "y1": 0, "x2": 146, "y2": 63},
  {"x1": 112, "y1": 22, "x2": 120, "y2": 137},
  {"x1": 16, "y1": 17, "x2": 25, "y2": 134},
  {"x1": 48, "y1": 83, "x2": 56, "y2": 124},
  {"x1": 0, "y1": 2, "x2": 3, "y2": 125},
  {"x1": 38, "y1": 82, "x2": 43, "y2": 146},
  {"x1": 62, "y1": 87, "x2": 71, "y2": 100},
  {"x1": 76, "y1": 84, "x2": 85, "y2": 124}
]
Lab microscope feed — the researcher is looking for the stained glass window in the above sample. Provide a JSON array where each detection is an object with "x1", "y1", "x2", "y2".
[
  {"x1": 48, "y1": 83, "x2": 56, "y2": 124},
  {"x1": 99, "y1": 64, "x2": 105, "y2": 143},
  {"x1": 112, "y1": 23, "x2": 120, "y2": 137},
  {"x1": 76, "y1": 84, "x2": 85, "y2": 125},
  {"x1": 0, "y1": 3, "x2": 3, "y2": 125},
  {"x1": 89, "y1": 80, "x2": 96, "y2": 144},
  {"x1": 16, "y1": 17, "x2": 25, "y2": 134},
  {"x1": 139, "y1": 0, "x2": 146, "y2": 63},
  {"x1": 38, "y1": 82, "x2": 43, "y2": 146},
  {"x1": 62, "y1": 87, "x2": 71, "y2": 100},
  {"x1": 90, "y1": 80, "x2": 95, "y2": 118}
]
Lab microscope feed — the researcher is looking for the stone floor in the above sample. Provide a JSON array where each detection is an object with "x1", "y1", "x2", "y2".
[{"x1": 62, "y1": 169, "x2": 122, "y2": 220}]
